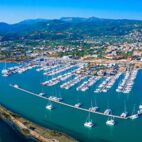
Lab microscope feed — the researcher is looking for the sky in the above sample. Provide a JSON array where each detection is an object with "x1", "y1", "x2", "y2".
[{"x1": 0, "y1": 0, "x2": 142, "y2": 23}]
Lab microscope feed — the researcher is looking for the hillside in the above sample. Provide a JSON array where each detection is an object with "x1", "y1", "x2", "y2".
[{"x1": 0, "y1": 17, "x2": 142, "y2": 41}]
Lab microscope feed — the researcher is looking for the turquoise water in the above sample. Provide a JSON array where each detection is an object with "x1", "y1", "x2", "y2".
[
  {"x1": 0, "y1": 63, "x2": 142, "y2": 142},
  {"x1": 0, "y1": 119, "x2": 33, "y2": 142}
]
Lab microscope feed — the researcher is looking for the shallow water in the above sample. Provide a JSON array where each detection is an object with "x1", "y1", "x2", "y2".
[{"x1": 0, "y1": 62, "x2": 142, "y2": 142}]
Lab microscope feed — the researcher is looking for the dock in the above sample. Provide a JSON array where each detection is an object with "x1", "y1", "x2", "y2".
[{"x1": 10, "y1": 84, "x2": 136, "y2": 120}]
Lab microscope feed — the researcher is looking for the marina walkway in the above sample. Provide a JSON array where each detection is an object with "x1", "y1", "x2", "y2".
[{"x1": 10, "y1": 84, "x2": 130, "y2": 120}]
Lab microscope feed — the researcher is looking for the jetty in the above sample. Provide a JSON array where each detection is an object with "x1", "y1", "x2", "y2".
[{"x1": 9, "y1": 84, "x2": 134, "y2": 120}]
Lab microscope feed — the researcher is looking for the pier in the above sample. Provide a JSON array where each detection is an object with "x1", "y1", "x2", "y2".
[{"x1": 9, "y1": 84, "x2": 133, "y2": 120}]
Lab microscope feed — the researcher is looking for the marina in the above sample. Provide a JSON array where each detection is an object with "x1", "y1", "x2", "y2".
[
  {"x1": 94, "y1": 73, "x2": 122, "y2": 93},
  {"x1": 41, "y1": 70, "x2": 77, "y2": 86},
  {"x1": 60, "y1": 75, "x2": 86, "y2": 90},
  {"x1": 77, "y1": 76, "x2": 100, "y2": 92},
  {"x1": 0, "y1": 1, "x2": 142, "y2": 141},
  {"x1": 1, "y1": 60, "x2": 142, "y2": 142},
  {"x1": 116, "y1": 70, "x2": 138, "y2": 94}
]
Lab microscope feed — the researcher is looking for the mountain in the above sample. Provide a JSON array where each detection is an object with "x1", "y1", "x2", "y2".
[
  {"x1": 60, "y1": 17, "x2": 88, "y2": 22},
  {"x1": 0, "y1": 17, "x2": 142, "y2": 41},
  {"x1": 0, "y1": 22, "x2": 11, "y2": 33},
  {"x1": 18, "y1": 19, "x2": 49, "y2": 25}
]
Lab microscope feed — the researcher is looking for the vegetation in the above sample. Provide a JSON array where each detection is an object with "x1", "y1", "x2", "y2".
[
  {"x1": 0, "y1": 17, "x2": 142, "y2": 60},
  {"x1": 0, "y1": 17, "x2": 142, "y2": 41}
]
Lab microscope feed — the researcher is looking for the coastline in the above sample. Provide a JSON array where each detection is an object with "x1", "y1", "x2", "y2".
[{"x1": 0, "y1": 105, "x2": 78, "y2": 142}]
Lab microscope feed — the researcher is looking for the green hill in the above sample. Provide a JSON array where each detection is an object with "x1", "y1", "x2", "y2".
[{"x1": 0, "y1": 17, "x2": 142, "y2": 41}]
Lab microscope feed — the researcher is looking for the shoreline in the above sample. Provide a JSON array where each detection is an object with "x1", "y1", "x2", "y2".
[{"x1": 0, "y1": 105, "x2": 78, "y2": 142}]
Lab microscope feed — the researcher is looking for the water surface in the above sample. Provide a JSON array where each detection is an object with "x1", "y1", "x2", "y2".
[{"x1": 0, "y1": 63, "x2": 142, "y2": 142}]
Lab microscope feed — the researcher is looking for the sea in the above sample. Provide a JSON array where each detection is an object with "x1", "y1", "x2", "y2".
[
  {"x1": 0, "y1": 118, "x2": 35, "y2": 142},
  {"x1": 0, "y1": 62, "x2": 142, "y2": 142}
]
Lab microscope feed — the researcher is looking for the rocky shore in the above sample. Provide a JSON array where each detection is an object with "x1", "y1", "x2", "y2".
[{"x1": 0, "y1": 105, "x2": 78, "y2": 142}]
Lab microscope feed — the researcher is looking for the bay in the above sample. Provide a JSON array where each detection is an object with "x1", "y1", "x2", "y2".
[{"x1": 0, "y1": 62, "x2": 142, "y2": 142}]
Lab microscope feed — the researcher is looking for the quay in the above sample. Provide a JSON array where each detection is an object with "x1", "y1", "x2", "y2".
[{"x1": 10, "y1": 84, "x2": 131, "y2": 120}]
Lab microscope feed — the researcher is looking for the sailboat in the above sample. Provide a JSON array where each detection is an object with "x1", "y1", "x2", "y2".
[
  {"x1": 39, "y1": 76, "x2": 46, "y2": 96},
  {"x1": 139, "y1": 104, "x2": 142, "y2": 110},
  {"x1": 120, "y1": 102, "x2": 128, "y2": 118},
  {"x1": 89, "y1": 98, "x2": 99, "y2": 112},
  {"x1": 39, "y1": 92, "x2": 45, "y2": 96},
  {"x1": 74, "y1": 93, "x2": 82, "y2": 108},
  {"x1": 138, "y1": 100, "x2": 142, "y2": 110},
  {"x1": 116, "y1": 75, "x2": 123, "y2": 93},
  {"x1": 46, "y1": 103, "x2": 54, "y2": 110},
  {"x1": 84, "y1": 112, "x2": 94, "y2": 128},
  {"x1": 130, "y1": 105, "x2": 139, "y2": 120},
  {"x1": 106, "y1": 116, "x2": 115, "y2": 126},
  {"x1": 138, "y1": 103, "x2": 142, "y2": 114},
  {"x1": 56, "y1": 86, "x2": 63, "y2": 102},
  {"x1": 13, "y1": 84, "x2": 19, "y2": 88},
  {"x1": 51, "y1": 83, "x2": 63, "y2": 102},
  {"x1": 74, "y1": 103, "x2": 81, "y2": 108},
  {"x1": 39, "y1": 89, "x2": 45, "y2": 96},
  {"x1": 130, "y1": 113, "x2": 138, "y2": 120}
]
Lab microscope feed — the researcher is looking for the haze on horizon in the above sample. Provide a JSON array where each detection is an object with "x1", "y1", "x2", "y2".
[{"x1": 0, "y1": 0, "x2": 142, "y2": 24}]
